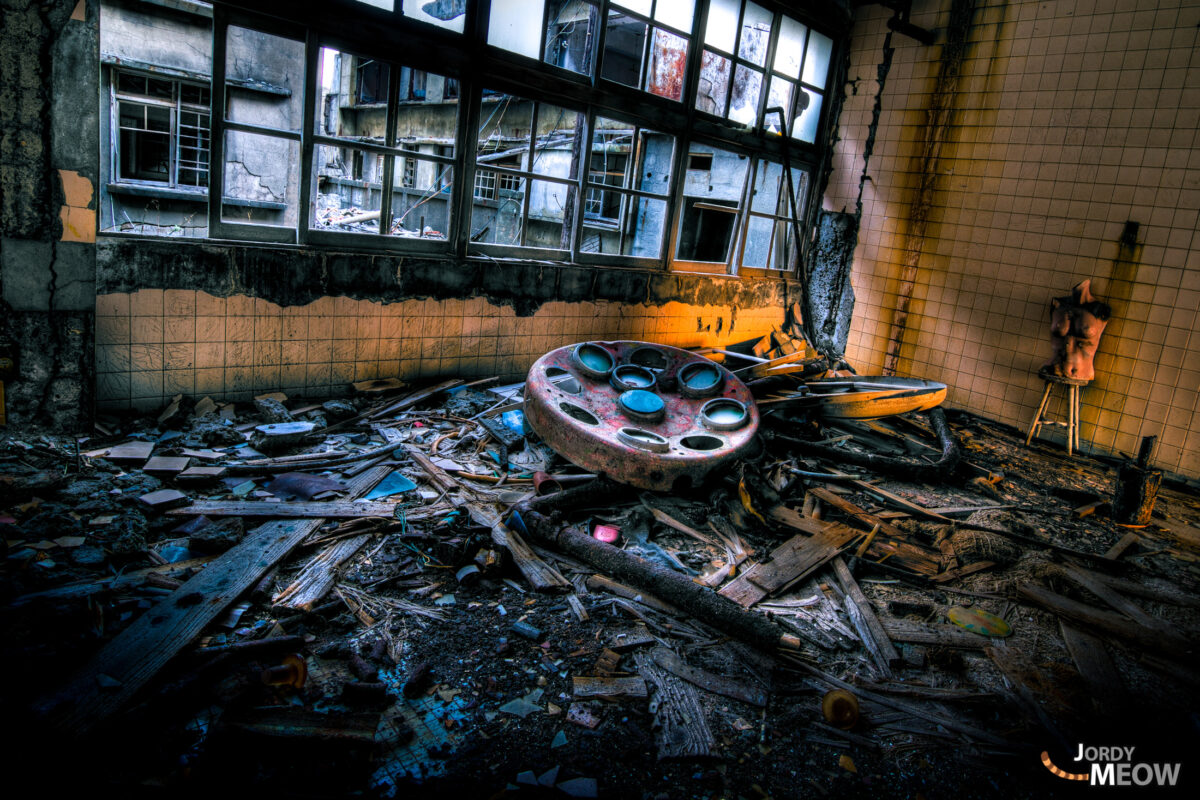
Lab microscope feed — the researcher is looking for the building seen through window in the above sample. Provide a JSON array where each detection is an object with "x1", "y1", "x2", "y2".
[{"x1": 98, "y1": 0, "x2": 838, "y2": 273}]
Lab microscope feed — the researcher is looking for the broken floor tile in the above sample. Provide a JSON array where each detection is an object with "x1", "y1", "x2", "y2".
[{"x1": 558, "y1": 777, "x2": 598, "y2": 798}]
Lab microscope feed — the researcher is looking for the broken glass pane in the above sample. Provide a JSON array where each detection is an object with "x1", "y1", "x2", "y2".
[
  {"x1": 355, "y1": 0, "x2": 393, "y2": 9},
  {"x1": 792, "y1": 87, "x2": 822, "y2": 142},
  {"x1": 590, "y1": 119, "x2": 634, "y2": 191},
  {"x1": 749, "y1": 159, "x2": 783, "y2": 214},
  {"x1": 648, "y1": 27, "x2": 687, "y2": 100},
  {"x1": 544, "y1": 1, "x2": 598, "y2": 76},
  {"x1": 738, "y1": 2, "x2": 772, "y2": 67},
  {"x1": 764, "y1": 76, "x2": 793, "y2": 134},
  {"x1": 728, "y1": 64, "x2": 761, "y2": 126},
  {"x1": 696, "y1": 50, "x2": 730, "y2": 116},
  {"x1": 635, "y1": 129, "x2": 674, "y2": 196},
  {"x1": 311, "y1": 146, "x2": 384, "y2": 234},
  {"x1": 390, "y1": 159, "x2": 453, "y2": 238},
  {"x1": 773, "y1": 15, "x2": 807, "y2": 76},
  {"x1": 740, "y1": 214, "x2": 776, "y2": 267},
  {"x1": 477, "y1": 92, "x2": 528, "y2": 172},
  {"x1": 489, "y1": 0, "x2": 544, "y2": 59},
  {"x1": 315, "y1": 48, "x2": 390, "y2": 141},
  {"x1": 703, "y1": 0, "x2": 738, "y2": 54},
  {"x1": 531, "y1": 103, "x2": 584, "y2": 178},
  {"x1": 654, "y1": 0, "x2": 695, "y2": 32},
  {"x1": 602, "y1": 11, "x2": 647, "y2": 88},
  {"x1": 803, "y1": 30, "x2": 833, "y2": 87},
  {"x1": 627, "y1": 196, "x2": 667, "y2": 256},
  {"x1": 222, "y1": 130, "x2": 298, "y2": 227},
  {"x1": 405, "y1": 0, "x2": 466, "y2": 32},
  {"x1": 526, "y1": 179, "x2": 569, "y2": 247},
  {"x1": 225, "y1": 26, "x2": 305, "y2": 133},
  {"x1": 677, "y1": 146, "x2": 747, "y2": 262}
]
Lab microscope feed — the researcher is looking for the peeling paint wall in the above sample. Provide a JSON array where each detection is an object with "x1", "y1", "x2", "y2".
[
  {"x1": 0, "y1": 0, "x2": 96, "y2": 430},
  {"x1": 826, "y1": 0, "x2": 1200, "y2": 480}
]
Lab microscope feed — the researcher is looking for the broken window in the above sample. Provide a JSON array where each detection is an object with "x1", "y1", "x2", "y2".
[
  {"x1": 738, "y1": 158, "x2": 808, "y2": 271},
  {"x1": 355, "y1": 59, "x2": 387, "y2": 104},
  {"x1": 694, "y1": 1, "x2": 832, "y2": 140},
  {"x1": 311, "y1": 46, "x2": 456, "y2": 240},
  {"x1": 601, "y1": 0, "x2": 693, "y2": 101},
  {"x1": 472, "y1": 92, "x2": 585, "y2": 252},
  {"x1": 403, "y1": 0, "x2": 466, "y2": 33},
  {"x1": 675, "y1": 144, "x2": 748, "y2": 264},
  {"x1": 581, "y1": 116, "x2": 673, "y2": 258}
]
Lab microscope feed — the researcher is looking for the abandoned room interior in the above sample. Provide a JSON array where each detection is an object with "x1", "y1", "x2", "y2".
[{"x1": 2, "y1": 0, "x2": 1199, "y2": 796}]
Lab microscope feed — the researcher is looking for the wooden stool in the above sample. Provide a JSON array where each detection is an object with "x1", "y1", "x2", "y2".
[{"x1": 1025, "y1": 370, "x2": 1089, "y2": 455}]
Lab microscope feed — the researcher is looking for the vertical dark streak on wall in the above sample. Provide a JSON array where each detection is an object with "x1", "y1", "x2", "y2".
[{"x1": 883, "y1": 0, "x2": 979, "y2": 375}]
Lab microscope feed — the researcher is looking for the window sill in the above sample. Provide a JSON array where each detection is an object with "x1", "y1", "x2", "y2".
[{"x1": 107, "y1": 183, "x2": 287, "y2": 211}]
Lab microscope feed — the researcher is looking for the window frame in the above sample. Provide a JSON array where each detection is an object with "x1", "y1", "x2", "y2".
[
  {"x1": 113, "y1": 0, "x2": 843, "y2": 277},
  {"x1": 109, "y1": 68, "x2": 212, "y2": 196}
]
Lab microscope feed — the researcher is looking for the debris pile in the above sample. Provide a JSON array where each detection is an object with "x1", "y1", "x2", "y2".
[{"x1": 2, "y1": 346, "x2": 1198, "y2": 796}]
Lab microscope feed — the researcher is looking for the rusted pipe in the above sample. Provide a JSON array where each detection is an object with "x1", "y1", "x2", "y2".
[{"x1": 515, "y1": 508, "x2": 805, "y2": 654}]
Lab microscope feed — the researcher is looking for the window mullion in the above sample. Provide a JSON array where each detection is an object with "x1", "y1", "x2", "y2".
[
  {"x1": 299, "y1": 31, "x2": 319, "y2": 242},
  {"x1": 452, "y1": 79, "x2": 482, "y2": 257},
  {"x1": 757, "y1": 12, "x2": 782, "y2": 135},
  {"x1": 377, "y1": 48, "x2": 403, "y2": 237},
  {"x1": 208, "y1": 6, "x2": 228, "y2": 237}
]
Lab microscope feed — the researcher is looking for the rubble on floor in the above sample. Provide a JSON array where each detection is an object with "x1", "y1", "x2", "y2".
[{"x1": 2, "y1": 351, "x2": 1198, "y2": 798}]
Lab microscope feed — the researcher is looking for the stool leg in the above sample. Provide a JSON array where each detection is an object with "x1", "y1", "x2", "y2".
[
  {"x1": 1026, "y1": 382, "x2": 1053, "y2": 445},
  {"x1": 1072, "y1": 385, "x2": 1081, "y2": 452},
  {"x1": 1070, "y1": 386, "x2": 1080, "y2": 455}
]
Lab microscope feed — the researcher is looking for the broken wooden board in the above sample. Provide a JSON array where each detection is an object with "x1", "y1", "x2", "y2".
[
  {"x1": 368, "y1": 378, "x2": 464, "y2": 420},
  {"x1": 1017, "y1": 583, "x2": 1196, "y2": 659},
  {"x1": 880, "y1": 618, "x2": 992, "y2": 649},
  {"x1": 227, "y1": 707, "x2": 382, "y2": 743},
  {"x1": 832, "y1": 556, "x2": 900, "y2": 676},
  {"x1": 1103, "y1": 531, "x2": 1140, "y2": 560},
  {"x1": 808, "y1": 487, "x2": 907, "y2": 540},
  {"x1": 572, "y1": 676, "x2": 648, "y2": 699},
  {"x1": 634, "y1": 651, "x2": 716, "y2": 760},
  {"x1": 719, "y1": 520, "x2": 859, "y2": 607},
  {"x1": 650, "y1": 647, "x2": 767, "y2": 707},
  {"x1": 33, "y1": 466, "x2": 390, "y2": 735},
  {"x1": 168, "y1": 500, "x2": 401, "y2": 519},
  {"x1": 1060, "y1": 621, "x2": 1126, "y2": 714},
  {"x1": 771, "y1": 501, "x2": 941, "y2": 576},
  {"x1": 1056, "y1": 562, "x2": 1163, "y2": 630},
  {"x1": 501, "y1": 524, "x2": 571, "y2": 593},
  {"x1": 587, "y1": 574, "x2": 681, "y2": 616},
  {"x1": 930, "y1": 560, "x2": 996, "y2": 583},
  {"x1": 272, "y1": 533, "x2": 372, "y2": 610}
]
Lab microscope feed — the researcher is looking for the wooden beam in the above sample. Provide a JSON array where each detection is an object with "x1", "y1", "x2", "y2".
[
  {"x1": 33, "y1": 466, "x2": 390, "y2": 735},
  {"x1": 719, "y1": 521, "x2": 859, "y2": 607},
  {"x1": 169, "y1": 500, "x2": 405, "y2": 519},
  {"x1": 832, "y1": 556, "x2": 900, "y2": 676}
]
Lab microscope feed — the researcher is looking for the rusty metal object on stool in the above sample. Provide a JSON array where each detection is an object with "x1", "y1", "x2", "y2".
[
  {"x1": 797, "y1": 376, "x2": 947, "y2": 420},
  {"x1": 523, "y1": 341, "x2": 759, "y2": 491}
]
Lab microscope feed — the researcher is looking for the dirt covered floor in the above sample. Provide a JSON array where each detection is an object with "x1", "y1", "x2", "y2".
[{"x1": 2, "y1": 371, "x2": 1198, "y2": 799}]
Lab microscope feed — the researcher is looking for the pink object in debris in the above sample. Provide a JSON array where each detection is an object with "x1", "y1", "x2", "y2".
[{"x1": 592, "y1": 524, "x2": 620, "y2": 544}]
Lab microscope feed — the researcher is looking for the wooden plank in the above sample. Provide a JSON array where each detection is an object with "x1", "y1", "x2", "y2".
[
  {"x1": 1060, "y1": 621, "x2": 1125, "y2": 710},
  {"x1": 572, "y1": 676, "x2": 648, "y2": 699},
  {"x1": 1103, "y1": 532, "x2": 1140, "y2": 560},
  {"x1": 880, "y1": 618, "x2": 991, "y2": 649},
  {"x1": 929, "y1": 560, "x2": 996, "y2": 584},
  {"x1": 368, "y1": 378, "x2": 464, "y2": 420},
  {"x1": 272, "y1": 533, "x2": 372, "y2": 610},
  {"x1": 587, "y1": 574, "x2": 681, "y2": 615},
  {"x1": 634, "y1": 651, "x2": 716, "y2": 759},
  {"x1": 168, "y1": 500, "x2": 401, "y2": 519},
  {"x1": 650, "y1": 647, "x2": 768, "y2": 707},
  {"x1": 34, "y1": 466, "x2": 390, "y2": 735},
  {"x1": 1057, "y1": 563, "x2": 1162, "y2": 629},
  {"x1": 808, "y1": 487, "x2": 907, "y2": 540},
  {"x1": 719, "y1": 521, "x2": 859, "y2": 607},
  {"x1": 502, "y1": 524, "x2": 571, "y2": 592},
  {"x1": 1017, "y1": 583, "x2": 1196, "y2": 658},
  {"x1": 831, "y1": 556, "x2": 900, "y2": 676},
  {"x1": 771, "y1": 504, "x2": 941, "y2": 576}
]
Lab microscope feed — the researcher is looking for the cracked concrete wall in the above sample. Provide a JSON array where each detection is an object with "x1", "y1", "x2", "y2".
[
  {"x1": 0, "y1": 0, "x2": 97, "y2": 430},
  {"x1": 825, "y1": 0, "x2": 1200, "y2": 481}
]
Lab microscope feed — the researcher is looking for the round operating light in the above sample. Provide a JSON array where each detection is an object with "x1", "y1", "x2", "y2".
[
  {"x1": 571, "y1": 342, "x2": 615, "y2": 380},
  {"x1": 617, "y1": 427, "x2": 670, "y2": 453},
  {"x1": 678, "y1": 361, "x2": 724, "y2": 397},
  {"x1": 611, "y1": 364, "x2": 657, "y2": 392},
  {"x1": 617, "y1": 389, "x2": 666, "y2": 423},
  {"x1": 700, "y1": 398, "x2": 749, "y2": 431}
]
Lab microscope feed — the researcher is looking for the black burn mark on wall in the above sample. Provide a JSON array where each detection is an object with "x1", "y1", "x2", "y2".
[
  {"x1": 97, "y1": 239, "x2": 791, "y2": 315},
  {"x1": 883, "y1": 0, "x2": 980, "y2": 375}
]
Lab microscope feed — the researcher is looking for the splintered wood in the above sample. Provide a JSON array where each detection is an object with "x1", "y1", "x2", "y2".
[
  {"x1": 634, "y1": 651, "x2": 716, "y2": 760},
  {"x1": 719, "y1": 519, "x2": 859, "y2": 607}
]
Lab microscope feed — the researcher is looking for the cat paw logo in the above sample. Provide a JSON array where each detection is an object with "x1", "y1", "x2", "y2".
[{"x1": 1042, "y1": 746, "x2": 1182, "y2": 787}]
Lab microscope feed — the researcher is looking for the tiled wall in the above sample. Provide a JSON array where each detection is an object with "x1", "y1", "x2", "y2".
[
  {"x1": 827, "y1": 0, "x2": 1200, "y2": 479},
  {"x1": 94, "y1": 289, "x2": 785, "y2": 410}
]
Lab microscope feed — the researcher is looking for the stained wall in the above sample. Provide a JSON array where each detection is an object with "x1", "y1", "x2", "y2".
[{"x1": 827, "y1": 0, "x2": 1200, "y2": 479}]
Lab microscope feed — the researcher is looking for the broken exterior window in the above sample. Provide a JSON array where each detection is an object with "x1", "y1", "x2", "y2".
[
  {"x1": 601, "y1": 0, "x2": 693, "y2": 102},
  {"x1": 581, "y1": 116, "x2": 673, "y2": 258},
  {"x1": 675, "y1": 144, "x2": 748, "y2": 264},
  {"x1": 738, "y1": 159, "x2": 808, "y2": 271},
  {"x1": 472, "y1": 92, "x2": 585, "y2": 252},
  {"x1": 312, "y1": 46, "x2": 456, "y2": 240},
  {"x1": 694, "y1": 0, "x2": 832, "y2": 140},
  {"x1": 99, "y1": 0, "x2": 837, "y2": 270}
]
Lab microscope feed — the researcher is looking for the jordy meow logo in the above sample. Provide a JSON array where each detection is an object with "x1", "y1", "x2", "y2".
[{"x1": 1041, "y1": 745, "x2": 1183, "y2": 787}]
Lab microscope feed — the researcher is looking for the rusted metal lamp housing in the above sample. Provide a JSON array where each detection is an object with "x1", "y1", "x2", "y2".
[{"x1": 524, "y1": 341, "x2": 760, "y2": 491}]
